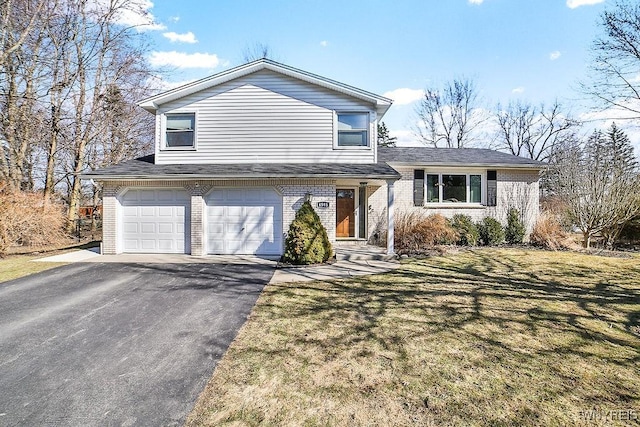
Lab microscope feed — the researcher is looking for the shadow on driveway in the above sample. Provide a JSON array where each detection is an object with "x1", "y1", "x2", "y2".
[{"x1": 0, "y1": 261, "x2": 275, "y2": 427}]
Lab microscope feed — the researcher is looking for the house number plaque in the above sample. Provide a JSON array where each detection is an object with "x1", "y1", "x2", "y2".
[{"x1": 316, "y1": 201, "x2": 330, "y2": 209}]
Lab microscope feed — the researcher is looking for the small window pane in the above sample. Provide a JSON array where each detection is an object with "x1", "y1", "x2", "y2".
[
  {"x1": 338, "y1": 114, "x2": 368, "y2": 130},
  {"x1": 470, "y1": 175, "x2": 482, "y2": 203},
  {"x1": 166, "y1": 113, "x2": 194, "y2": 148},
  {"x1": 338, "y1": 131, "x2": 367, "y2": 146},
  {"x1": 166, "y1": 130, "x2": 194, "y2": 147},
  {"x1": 442, "y1": 174, "x2": 466, "y2": 203},
  {"x1": 426, "y1": 174, "x2": 439, "y2": 203}
]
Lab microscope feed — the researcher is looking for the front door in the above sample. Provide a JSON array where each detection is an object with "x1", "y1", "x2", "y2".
[{"x1": 336, "y1": 189, "x2": 355, "y2": 238}]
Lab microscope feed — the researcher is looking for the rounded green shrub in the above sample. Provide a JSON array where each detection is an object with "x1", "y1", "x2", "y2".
[
  {"x1": 477, "y1": 217, "x2": 505, "y2": 246},
  {"x1": 450, "y1": 214, "x2": 479, "y2": 246},
  {"x1": 282, "y1": 201, "x2": 333, "y2": 264},
  {"x1": 505, "y1": 208, "x2": 526, "y2": 244}
]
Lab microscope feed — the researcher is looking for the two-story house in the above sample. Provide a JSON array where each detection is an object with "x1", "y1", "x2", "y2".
[
  {"x1": 85, "y1": 59, "x2": 544, "y2": 257},
  {"x1": 85, "y1": 59, "x2": 401, "y2": 256}
]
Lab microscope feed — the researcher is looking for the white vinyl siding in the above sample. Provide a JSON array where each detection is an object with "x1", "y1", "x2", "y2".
[{"x1": 155, "y1": 69, "x2": 375, "y2": 164}]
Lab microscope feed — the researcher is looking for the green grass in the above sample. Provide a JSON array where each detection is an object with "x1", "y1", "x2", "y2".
[
  {"x1": 187, "y1": 248, "x2": 640, "y2": 427},
  {"x1": 0, "y1": 254, "x2": 69, "y2": 283}
]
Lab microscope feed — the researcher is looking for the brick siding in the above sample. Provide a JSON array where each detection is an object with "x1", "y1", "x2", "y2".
[{"x1": 368, "y1": 167, "x2": 540, "y2": 240}]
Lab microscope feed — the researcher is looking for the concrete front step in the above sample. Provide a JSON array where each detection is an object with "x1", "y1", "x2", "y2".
[{"x1": 334, "y1": 245, "x2": 398, "y2": 262}]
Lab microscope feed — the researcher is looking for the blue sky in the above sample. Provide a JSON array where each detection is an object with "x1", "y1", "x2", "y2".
[{"x1": 128, "y1": 0, "x2": 622, "y2": 146}]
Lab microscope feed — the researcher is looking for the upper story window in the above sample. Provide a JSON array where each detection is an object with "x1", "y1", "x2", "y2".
[
  {"x1": 165, "y1": 113, "x2": 195, "y2": 149},
  {"x1": 337, "y1": 113, "x2": 369, "y2": 147}
]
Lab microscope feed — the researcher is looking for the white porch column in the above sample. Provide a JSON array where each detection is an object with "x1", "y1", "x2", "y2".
[{"x1": 386, "y1": 179, "x2": 395, "y2": 255}]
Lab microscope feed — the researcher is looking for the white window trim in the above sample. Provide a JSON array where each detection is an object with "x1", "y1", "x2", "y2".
[
  {"x1": 423, "y1": 170, "x2": 486, "y2": 207},
  {"x1": 161, "y1": 111, "x2": 198, "y2": 151},
  {"x1": 333, "y1": 111, "x2": 372, "y2": 150}
]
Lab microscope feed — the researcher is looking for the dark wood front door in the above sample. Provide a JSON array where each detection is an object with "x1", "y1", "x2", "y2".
[{"x1": 336, "y1": 189, "x2": 355, "y2": 238}]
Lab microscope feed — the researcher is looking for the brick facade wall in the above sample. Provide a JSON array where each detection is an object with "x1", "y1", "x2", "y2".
[
  {"x1": 278, "y1": 183, "x2": 337, "y2": 243},
  {"x1": 101, "y1": 179, "x2": 336, "y2": 255},
  {"x1": 368, "y1": 167, "x2": 540, "y2": 240}
]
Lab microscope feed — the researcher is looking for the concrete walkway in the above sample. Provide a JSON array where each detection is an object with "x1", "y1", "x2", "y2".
[
  {"x1": 32, "y1": 246, "x2": 101, "y2": 262},
  {"x1": 33, "y1": 245, "x2": 400, "y2": 283}
]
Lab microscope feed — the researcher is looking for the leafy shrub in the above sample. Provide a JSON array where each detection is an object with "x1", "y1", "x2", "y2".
[
  {"x1": 450, "y1": 214, "x2": 479, "y2": 246},
  {"x1": 282, "y1": 201, "x2": 332, "y2": 264},
  {"x1": 395, "y1": 211, "x2": 457, "y2": 253},
  {"x1": 505, "y1": 208, "x2": 526, "y2": 244},
  {"x1": 477, "y1": 217, "x2": 505, "y2": 246},
  {"x1": 0, "y1": 186, "x2": 66, "y2": 256},
  {"x1": 530, "y1": 213, "x2": 579, "y2": 250}
]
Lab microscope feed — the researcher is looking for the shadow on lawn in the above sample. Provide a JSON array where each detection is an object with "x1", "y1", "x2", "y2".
[{"x1": 259, "y1": 250, "x2": 640, "y2": 414}]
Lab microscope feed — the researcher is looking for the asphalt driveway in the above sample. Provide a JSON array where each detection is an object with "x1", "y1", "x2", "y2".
[{"x1": 0, "y1": 260, "x2": 275, "y2": 426}]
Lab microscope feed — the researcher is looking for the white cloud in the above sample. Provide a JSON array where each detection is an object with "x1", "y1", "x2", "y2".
[
  {"x1": 566, "y1": 0, "x2": 605, "y2": 9},
  {"x1": 578, "y1": 100, "x2": 640, "y2": 155},
  {"x1": 512, "y1": 86, "x2": 525, "y2": 94},
  {"x1": 161, "y1": 79, "x2": 198, "y2": 90},
  {"x1": 320, "y1": 40, "x2": 328, "y2": 47},
  {"x1": 549, "y1": 50, "x2": 562, "y2": 60},
  {"x1": 92, "y1": 0, "x2": 166, "y2": 31},
  {"x1": 383, "y1": 88, "x2": 424, "y2": 105},
  {"x1": 163, "y1": 31, "x2": 198, "y2": 44},
  {"x1": 468, "y1": 0, "x2": 484, "y2": 4},
  {"x1": 147, "y1": 75, "x2": 197, "y2": 91},
  {"x1": 390, "y1": 129, "x2": 417, "y2": 146},
  {"x1": 169, "y1": 16, "x2": 180, "y2": 23},
  {"x1": 148, "y1": 51, "x2": 220, "y2": 69}
]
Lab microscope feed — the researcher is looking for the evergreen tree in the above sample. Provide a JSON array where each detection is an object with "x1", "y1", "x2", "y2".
[
  {"x1": 377, "y1": 122, "x2": 397, "y2": 147},
  {"x1": 550, "y1": 123, "x2": 640, "y2": 248},
  {"x1": 282, "y1": 201, "x2": 333, "y2": 264}
]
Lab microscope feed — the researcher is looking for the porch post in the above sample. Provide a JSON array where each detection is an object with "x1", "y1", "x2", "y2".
[{"x1": 386, "y1": 179, "x2": 395, "y2": 255}]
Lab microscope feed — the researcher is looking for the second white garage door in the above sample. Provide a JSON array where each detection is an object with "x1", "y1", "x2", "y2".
[{"x1": 206, "y1": 188, "x2": 283, "y2": 255}]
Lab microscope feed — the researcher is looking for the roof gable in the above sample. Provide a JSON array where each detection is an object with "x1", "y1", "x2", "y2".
[{"x1": 139, "y1": 59, "x2": 393, "y2": 116}]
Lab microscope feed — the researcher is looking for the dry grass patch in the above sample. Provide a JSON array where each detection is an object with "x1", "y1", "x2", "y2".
[
  {"x1": 0, "y1": 254, "x2": 67, "y2": 283},
  {"x1": 187, "y1": 249, "x2": 640, "y2": 427}
]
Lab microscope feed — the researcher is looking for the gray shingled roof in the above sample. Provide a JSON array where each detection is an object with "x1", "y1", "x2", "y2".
[
  {"x1": 83, "y1": 155, "x2": 401, "y2": 180},
  {"x1": 378, "y1": 147, "x2": 545, "y2": 168}
]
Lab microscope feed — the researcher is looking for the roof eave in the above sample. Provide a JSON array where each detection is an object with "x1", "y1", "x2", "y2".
[
  {"x1": 385, "y1": 161, "x2": 546, "y2": 169},
  {"x1": 82, "y1": 173, "x2": 401, "y2": 181}
]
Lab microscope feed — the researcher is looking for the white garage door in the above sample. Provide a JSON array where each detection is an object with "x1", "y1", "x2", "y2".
[
  {"x1": 120, "y1": 188, "x2": 190, "y2": 254},
  {"x1": 206, "y1": 188, "x2": 282, "y2": 255}
]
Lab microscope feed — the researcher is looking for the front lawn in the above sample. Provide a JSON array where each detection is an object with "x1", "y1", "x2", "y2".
[
  {"x1": 0, "y1": 254, "x2": 67, "y2": 283},
  {"x1": 187, "y1": 248, "x2": 640, "y2": 426}
]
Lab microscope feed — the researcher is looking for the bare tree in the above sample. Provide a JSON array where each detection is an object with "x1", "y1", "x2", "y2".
[
  {"x1": 415, "y1": 77, "x2": 486, "y2": 148},
  {"x1": 0, "y1": 0, "x2": 156, "y2": 230},
  {"x1": 583, "y1": 0, "x2": 640, "y2": 119},
  {"x1": 242, "y1": 42, "x2": 278, "y2": 62},
  {"x1": 493, "y1": 100, "x2": 580, "y2": 161},
  {"x1": 548, "y1": 124, "x2": 640, "y2": 248}
]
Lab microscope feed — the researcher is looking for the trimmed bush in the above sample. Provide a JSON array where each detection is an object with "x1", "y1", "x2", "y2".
[
  {"x1": 282, "y1": 201, "x2": 332, "y2": 264},
  {"x1": 477, "y1": 217, "x2": 505, "y2": 246},
  {"x1": 0, "y1": 186, "x2": 66, "y2": 256},
  {"x1": 505, "y1": 208, "x2": 526, "y2": 244},
  {"x1": 450, "y1": 214, "x2": 479, "y2": 246},
  {"x1": 530, "y1": 213, "x2": 579, "y2": 250},
  {"x1": 395, "y1": 211, "x2": 457, "y2": 253}
]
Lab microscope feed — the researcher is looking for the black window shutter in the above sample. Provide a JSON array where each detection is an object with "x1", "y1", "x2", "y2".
[
  {"x1": 414, "y1": 170, "x2": 424, "y2": 206},
  {"x1": 487, "y1": 170, "x2": 497, "y2": 207}
]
